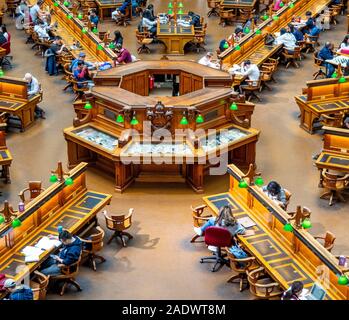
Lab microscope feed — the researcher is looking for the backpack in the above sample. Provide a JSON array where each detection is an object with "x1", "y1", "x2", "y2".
[
  {"x1": 229, "y1": 244, "x2": 248, "y2": 259},
  {"x1": 0, "y1": 274, "x2": 7, "y2": 292}
]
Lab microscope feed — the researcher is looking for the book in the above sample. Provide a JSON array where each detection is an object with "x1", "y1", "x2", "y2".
[
  {"x1": 237, "y1": 217, "x2": 256, "y2": 228},
  {"x1": 35, "y1": 236, "x2": 61, "y2": 250}
]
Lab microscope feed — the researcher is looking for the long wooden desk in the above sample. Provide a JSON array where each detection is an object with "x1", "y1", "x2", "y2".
[
  {"x1": 0, "y1": 131, "x2": 12, "y2": 184},
  {"x1": 295, "y1": 77, "x2": 349, "y2": 134},
  {"x1": 95, "y1": 0, "x2": 131, "y2": 21},
  {"x1": 202, "y1": 164, "x2": 349, "y2": 300},
  {"x1": 0, "y1": 162, "x2": 112, "y2": 282},
  {"x1": 157, "y1": 15, "x2": 195, "y2": 55},
  {"x1": 0, "y1": 77, "x2": 41, "y2": 132}
]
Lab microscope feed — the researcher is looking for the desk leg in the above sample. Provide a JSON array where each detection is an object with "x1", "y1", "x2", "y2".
[
  {"x1": 318, "y1": 169, "x2": 323, "y2": 188},
  {"x1": 2, "y1": 165, "x2": 10, "y2": 184}
]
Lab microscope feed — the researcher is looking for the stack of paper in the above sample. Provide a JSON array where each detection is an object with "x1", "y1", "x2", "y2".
[
  {"x1": 21, "y1": 246, "x2": 44, "y2": 263},
  {"x1": 35, "y1": 236, "x2": 61, "y2": 250}
]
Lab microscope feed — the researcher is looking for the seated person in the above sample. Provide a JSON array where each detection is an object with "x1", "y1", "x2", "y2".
[
  {"x1": 344, "y1": 116, "x2": 349, "y2": 129},
  {"x1": 281, "y1": 281, "x2": 304, "y2": 300},
  {"x1": 89, "y1": 9, "x2": 99, "y2": 28},
  {"x1": 275, "y1": 27, "x2": 297, "y2": 53},
  {"x1": 229, "y1": 60, "x2": 260, "y2": 92},
  {"x1": 23, "y1": 73, "x2": 45, "y2": 119},
  {"x1": 219, "y1": 39, "x2": 229, "y2": 52},
  {"x1": 146, "y1": 4, "x2": 156, "y2": 20},
  {"x1": 308, "y1": 24, "x2": 321, "y2": 37},
  {"x1": 0, "y1": 25, "x2": 10, "y2": 41},
  {"x1": 0, "y1": 31, "x2": 7, "y2": 45},
  {"x1": 261, "y1": 181, "x2": 287, "y2": 208},
  {"x1": 34, "y1": 20, "x2": 51, "y2": 40},
  {"x1": 114, "y1": 43, "x2": 132, "y2": 65},
  {"x1": 3, "y1": 279, "x2": 33, "y2": 300},
  {"x1": 141, "y1": 9, "x2": 157, "y2": 36},
  {"x1": 29, "y1": 0, "x2": 47, "y2": 24},
  {"x1": 228, "y1": 26, "x2": 245, "y2": 43},
  {"x1": 112, "y1": 30, "x2": 123, "y2": 47},
  {"x1": 288, "y1": 23, "x2": 303, "y2": 42},
  {"x1": 318, "y1": 42, "x2": 335, "y2": 77},
  {"x1": 339, "y1": 35, "x2": 349, "y2": 50},
  {"x1": 188, "y1": 11, "x2": 201, "y2": 28},
  {"x1": 73, "y1": 61, "x2": 92, "y2": 88},
  {"x1": 39, "y1": 230, "x2": 82, "y2": 276},
  {"x1": 198, "y1": 52, "x2": 220, "y2": 69},
  {"x1": 303, "y1": 11, "x2": 315, "y2": 34},
  {"x1": 70, "y1": 52, "x2": 95, "y2": 71},
  {"x1": 15, "y1": 0, "x2": 29, "y2": 29},
  {"x1": 112, "y1": 0, "x2": 130, "y2": 21},
  {"x1": 273, "y1": 0, "x2": 283, "y2": 11},
  {"x1": 194, "y1": 205, "x2": 245, "y2": 237}
]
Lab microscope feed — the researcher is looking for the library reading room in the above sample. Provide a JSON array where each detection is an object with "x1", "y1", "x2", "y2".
[{"x1": 0, "y1": 0, "x2": 349, "y2": 302}]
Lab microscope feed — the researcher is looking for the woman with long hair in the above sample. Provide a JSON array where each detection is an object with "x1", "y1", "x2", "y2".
[{"x1": 282, "y1": 281, "x2": 304, "y2": 300}]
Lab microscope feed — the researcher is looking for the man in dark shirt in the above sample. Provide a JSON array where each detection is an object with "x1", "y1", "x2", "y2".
[
  {"x1": 0, "y1": 31, "x2": 7, "y2": 45},
  {"x1": 188, "y1": 11, "x2": 201, "y2": 28},
  {"x1": 45, "y1": 36, "x2": 65, "y2": 75},
  {"x1": 319, "y1": 42, "x2": 335, "y2": 77}
]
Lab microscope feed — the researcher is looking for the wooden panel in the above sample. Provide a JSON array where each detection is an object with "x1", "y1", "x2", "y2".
[
  {"x1": 180, "y1": 72, "x2": 192, "y2": 95},
  {"x1": 134, "y1": 71, "x2": 149, "y2": 96}
]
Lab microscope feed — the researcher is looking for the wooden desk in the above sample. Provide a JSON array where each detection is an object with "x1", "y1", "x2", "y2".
[
  {"x1": 202, "y1": 164, "x2": 349, "y2": 300},
  {"x1": 315, "y1": 152, "x2": 349, "y2": 172},
  {"x1": 220, "y1": 0, "x2": 257, "y2": 9},
  {"x1": 0, "y1": 77, "x2": 41, "y2": 132},
  {"x1": 295, "y1": 77, "x2": 349, "y2": 134},
  {"x1": 0, "y1": 132, "x2": 12, "y2": 184},
  {"x1": 0, "y1": 162, "x2": 112, "y2": 282},
  {"x1": 95, "y1": 0, "x2": 131, "y2": 21},
  {"x1": 157, "y1": 15, "x2": 195, "y2": 55}
]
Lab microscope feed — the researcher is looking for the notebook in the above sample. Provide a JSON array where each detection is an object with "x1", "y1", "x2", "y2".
[{"x1": 237, "y1": 217, "x2": 256, "y2": 228}]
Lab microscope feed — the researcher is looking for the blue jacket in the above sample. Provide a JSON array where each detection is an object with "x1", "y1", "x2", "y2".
[
  {"x1": 219, "y1": 39, "x2": 227, "y2": 52},
  {"x1": 9, "y1": 286, "x2": 33, "y2": 300},
  {"x1": 309, "y1": 26, "x2": 320, "y2": 36},
  {"x1": 89, "y1": 15, "x2": 99, "y2": 27},
  {"x1": 319, "y1": 46, "x2": 333, "y2": 61},
  {"x1": 58, "y1": 237, "x2": 82, "y2": 266},
  {"x1": 306, "y1": 17, "x2": 314, "y2": 28},
  {"x1": 190, "y1": 14, "x2": 201, "y2": 28},
  {"x1": 292, "y1": 29, "x2": 304, "y2": 41},
  {"x1": 118, "y1": 1, "x2": 128, "y2": 14}
]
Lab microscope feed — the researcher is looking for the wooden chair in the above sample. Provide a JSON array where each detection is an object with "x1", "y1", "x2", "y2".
[
  {"x1": 314, "y1": 231, "x2": 336, "y2": 252},
  {"x1": 304, "y1": 34, "x2": 320, "y2": 53},
  {"x1": 49, "y1": 253, "x2": 82, "y2": 296},
  {"x1": 30, "y1": 271, "x2": 49, "y2": 300},
  {"x1": 240, "y1": 78, "x2": 262, "y2": 102},
  {"x1": 190, "y1": 204, "x2": 212, "y2": 243},
  {"x1": 219, "y1": 8, "x2": 236, "y2": 27},
  {"x1": 259, "y1": 66, "x2": 274, "y2": 91},
  {"x1": 104, "y1": 209, "x2": 134, "y2": 247},
  {"x1": 281, "y1": 46, "x2": 301, "y2": 69},
  {"x1": 320, "y1": 112, "x2": 345, "y2": 129},
  {"x1": 80, "y1": 226, "x2": 106, "y2": 271},
  {"x1": 262, "y1": 57, "x2": 279, "y2": 82},
  {"x1": 246, "y1": 266, "x2": 283, "y2": 299},
  {"x1": 207, "y1": 0, "x2": 220, "y2": 17},
  {"x1": 116, "y1": 7, "x2": 130, "y2": 27},
  {"x1": 283, "y1": 188, "x2": 292, "y2": 211},
  {"x1": 237, "y1": 9, "x2": 255, "y2": 23},
  {"x1": 135, "y1": 29, "x2": 153, "y2": 54},
  {"x1": 329, "y1": 5, "x2": 341, "y2": 25},
  {"x1": 18, "y1": 181, "x2": 45, "y2": 203},
  {"x1": 71, "y1": 78, "x2": 90, "y2": 101},
  {"x1": 320, "y1": 170, "x2": 349, "y2": 206},
  {"x1": 190, "y1": 23, "x2": 207, "y2": 53},
  {"x1": 226, "y1": 247, "x2": 257, "y2": 292},
  {"x1": 62, "y1": 63, "x2": 74, "y2": 91},
  {"x1": 99, "y1": 30, "x2": 111, "y2": 44},
  {"x1": 313, "y1": 51, "x2": 326, "y2": 80}
]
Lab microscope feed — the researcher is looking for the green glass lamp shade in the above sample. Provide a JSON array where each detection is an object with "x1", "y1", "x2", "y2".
[
  {"x1": 339, "y1": 76, "x2": 346, "y2": 83},
  {"x1": 223, "y1": 42, "x2": 229, "y2": 49},
  {"x1": 283, "y1": 223, "x2": 293, "y2": 232},
  {"x1": 97, "y1": 44, "x2": 103, "y2": 50},
  {"x1": 109, "y1": 42, "x2": 116, "y2": 49},
  {"x1": 243, "y1": 27, "x2": 250, "y2": 34},
  {"x1": 12, "y1": 218, "x2": 22, "y2": 228},
  {"x1": 178, "y1": 9, "x2": 183, "y2": 14},
  {"x1": 0, "y1": 69, "x2": 4, "y2": 77},
  {"x1": 263, "y1": 14, "x2": 268, "y2": 20},
  {"x1": 302, "y1": 219, "x2": 312, "y2": 229},
  {"x1": 84, "y1": 102, "x2": 92, "y2": 110},
  {"x1": 168, "y1": 8, "x2": 173, "y2": 14},
  {"x1": 230, "y1": 102, "x2": 238, "y2": 111},
  {"x1": 273, "y1": 15, "x2": 279, "y2": 21},
  {"x1": 0, "y1": 215, "x2": 5, "y2": 224},
  {"x1": 235, "y1": 45, "x2": 241, "y2": 50},
  {"x1": 196, "y1": 114, "x2": 204, "y2": 123},
  {"x1": 238, "y1": 180, "x2": 248, "y2": 188},
  {"x1": 67, "y1": 14, "x2": 73, "y2": 19},
  {"x1": 63, "y1": 1, "x2": 69, "y2": 6},
  {"x1": 92, "y1": 27, "x2": 98, "y2": 34},
  {"x1": 180, "y1": 116, "x2": 189, "y2": 125},
  {"x1": 331, "y1": 72, "x2": 338, "y2": 78},
  {"x1": 338, "y1": 275, "x2": 349, "y2": 285},
  {"x1": 279, "y1": 2, "x2": 284, "y2": 7},
  {"x1": 78, "y1": 13, "x2": 83, "y2": 19},
  {"x1": 130, "y1": 116, "x2": 139, "y2": 125},
  {"x1": 82, "y1": 27, "x2": 88, "y2": 34},
  {"x1": 49, "y1": 174, "x2": 58, "y2": 183},
  {"x1": 255, "y1": 29, "x2": 262, "y2": 35},
  {"x1": 116, "y1": 114, "x2": 124, "y2": 123},
  {"x1": 289, "y1": 3, "x2": 294, "y2": 8},
  {"x1": 254, "y1": 176, "x2": 264, "y2": 187},
  {"x1": 53, "y1": 1, "x2": 59, "y2": 6},
  {"x1": 168, "y1": 2, "x2": 173, "y2": 8},
  {"x1": 65, "y1": 177, "x2": 74, "y2": 186},
  {"x1": 178, "y1": 2, "x2": 183, "y2": 8}
]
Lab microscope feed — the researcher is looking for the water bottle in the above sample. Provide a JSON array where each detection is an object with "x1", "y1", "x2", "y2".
[
  {"x1": 339, "y1": 255, "x2": 347, "y2": 267},
  {"x1": 18, "y1": 202, "x2": 25, "y2": 213},
  {"x1": 57, "y1": 225, "x2": 63, "y2": 234}
]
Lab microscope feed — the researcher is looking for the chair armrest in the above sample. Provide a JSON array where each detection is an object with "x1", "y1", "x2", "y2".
[
  {"x1": 18, "y1": 188, "x2": 30, "y2": 201},
  {"x1": 314, "y1": 236, "x2": 325, "y2": 240}
]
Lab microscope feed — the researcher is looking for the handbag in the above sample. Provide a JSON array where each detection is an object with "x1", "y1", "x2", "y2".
[
  {"x1": 229, "y1": 244, "x2": 248, "y2": 259},
  {"x1": 0, "y1": 273, "x2": 7, "y2": 292}
]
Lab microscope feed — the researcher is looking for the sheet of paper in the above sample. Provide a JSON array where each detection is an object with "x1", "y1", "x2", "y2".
[
  {"x1": 35, "y1": 236, "x2": 61, "y2": 250},
  {"x1": 237, "y1": 217, "x2": 256, "y2": 228},
  {"x1": 21, "y1": 246, "x2": 44, "y2": 257}
]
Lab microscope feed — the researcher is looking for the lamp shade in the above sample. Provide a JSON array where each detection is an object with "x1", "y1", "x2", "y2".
[
  {"x1": 254, "y1": 176, "x2": 264, "y2": 186},
  {"x1": 338, "y1": 275, "x2": 349, "y2": 285},
  {"x1": 263, "y1": 14, "x2": 268, "y2": 20},
  {"x1": 196, "y1": 114, "x2": 204, "y2": 123},
  {"x1": 223, "y1": 41, "x2": 229, "y2": 49},
  {"x1": 289, "y1": 2, "x2": 294, "y2": 8},
  {"x1": 279, "y1": 2, "x2": 284, "y2": 7},
  {"x1": 109, "y1": 42, "x2": 116, "y2": 49},
  {"x1": 130, "y1": 116, "x2": 139, "y2": 125},
  {"x1": 235, "y1": 45, "x2": 241, "y2": 50},
  {"x1": 168, "y1": 2, "x2": 173, "y2": 8},
  {"x1": 238, "y1": 180, "x2": 248, "y2": 188},
  {"x1": 54, "y1": 1, "x2": 59, "y2": 6},
  {"x1": 97, "y1": 44, "x2": 103, "y2": 50},
  {"x1": 82, "y1": 27, "x2": 88, "y2": 34},
  {"x1": 180, "y1": 116, "x2": 189, "y2": 125},
  {"x1": 273, "y1": 15, "x2": 279, "y2": 20},
  {"x1": 178, "y1": 2, "x2": 183, "y2": 8},
  {"x1": 255, "y1": 29, "x2": 262, "y2": 35},
  {"x1": 339, "y1": 76, "x2": 346, "y2": 83},
  {"x1": 0, "y1": 69, "x2": 4, "y2": 77},
  {"x1": 283, "y1": 223, "x2": 293, "y2": 232},
  {"x1": 63, "y1": 1, "x2": 69, "y2": 6},
  {"x1": 12, "y1": 218, "x2": 22, "y2": 228},
  {"x1": 178, "y1": 9, "x2": 183, "y2": 14},
  {"x1": 168, "y1": 8, "x2": 173, "y2": 14},
  {"x1": 116, "y1": 114, "x2": 124, "y2": 123},
  {"x1": 302, "y1": 219, "x2": 312, "y2": 229},
  {"x1": 78, "y1": 13, "x2": 83, "y2": 19},
  {"x1": 243, "y1": 27, "x2": 250, "y2": 34},
  {"x1": 230, "y1": 102, "x2": 238, "y2": 110},
  {"x1": 331, "y1": 72, "x2": 338, "y2": 78},
  {"x1": 49, "y1": 174, "x2": 58, "y2": 183},
  {"x1": 84, "y1": 102, "x2": 92, "y2": 109},
  {"x1": 65, "y1": 177, "x2": 74, "y2": 186},
  {"x1": 67, "y1": 14, "x2": 73, "y2": 19},
  {"x1": 0, "y1": 215, "x2": 5, "y2": 224},
  {"x1": 92, "y1": 27, "x2": 98, "y2": 34}
]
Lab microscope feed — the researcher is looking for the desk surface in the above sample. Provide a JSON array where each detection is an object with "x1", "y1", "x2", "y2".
[
  {"x1": 203, "y1": 192, "x2": 335, "y2": 299},
  {"x1": 157, "y1": 16, "x2": 194, "y2": 36},
  {"x1": 0, "y1": 149, "x2": 12, "y2": 164},
  {"x1": 315, "y1": 151, "x2": 349, "y2": 171},
  {"x1": 0, "y1": 190, "x2": 111, "y2": 281},
  {"x1": 96, "y1": 0, "x2": 123, "y2": 5},
  {"x1": 308, "y1": 99, "x2": 349, "y2": 112},
  {"x1": 0, "y1": 99, "x2": 25, "y2": 111},
  {"x1": 221, "y1": 0, "x2": 256, "y2": 7}
]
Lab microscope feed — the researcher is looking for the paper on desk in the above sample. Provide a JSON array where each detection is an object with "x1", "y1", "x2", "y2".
[
  {"x1": 24, "y1": 255, "x2": 40, "y2": 263},
  {"x1": 237, "y1": 217, "x2": 256, "y2": 228},
  {"x1": 35, "y1": 236, "x2": 61, "y2": 250},
  {"x1": 22, "y1": 246, "x2": 44, "y2": 263}
]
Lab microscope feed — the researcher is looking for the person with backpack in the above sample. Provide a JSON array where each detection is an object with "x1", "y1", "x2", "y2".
[
  {"x1": 3, "y1": 279, "x2": 33, "y2": 300},
  {"x1": 282, "y1": 281, "x2": 304, "y2": 300}
]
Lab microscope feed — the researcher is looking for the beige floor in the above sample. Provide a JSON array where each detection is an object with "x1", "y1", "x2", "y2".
[{"x1": 1, "y1": 1, "x2": 349, "y2": 300}]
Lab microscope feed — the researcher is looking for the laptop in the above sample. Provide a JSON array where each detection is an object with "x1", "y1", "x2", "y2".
[{"x1": 303, "y1": 283, "x2": 326, "y2": 300}]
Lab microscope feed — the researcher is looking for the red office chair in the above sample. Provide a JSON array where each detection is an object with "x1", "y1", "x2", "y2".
[
  {"x1": 200, "y1": 226, "x2": 232, "y2": 272},
  {"x1": 0, "y1": 41, "x2": 12, "y2": 69}
]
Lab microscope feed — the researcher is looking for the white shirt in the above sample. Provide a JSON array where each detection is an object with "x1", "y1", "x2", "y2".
[
  {"x1": 275, "y1": 32, "x2": 297, "y2": 50},
  {"x1": 30, "y1": 4, "x2": 40, "y2": 21},
  {"x1": 198, "y1": 56, "x2": 219, "y2": 69},
  {"x1": 27, "y1": 76, "x2": 40, "y2": 96},
  {"x1": 34, "y1": 25, "x2": 49, "y2": 39},
  {"x1": 340, "y1": 42, "x2": 349, "y2": 49},
  {"x1": 241, "y1": 63, "x2": 260, "y2": 83}
]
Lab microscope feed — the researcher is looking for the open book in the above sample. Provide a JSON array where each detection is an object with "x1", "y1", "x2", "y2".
[{"x1": 22, "y1": 236, "x2": 62, "y2": 263}]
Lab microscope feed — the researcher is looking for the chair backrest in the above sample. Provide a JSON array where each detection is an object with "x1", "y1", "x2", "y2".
[
  {"x1": 31, "y1": 271, "x2": 49, "y2": 300},
  {"x1": 28, "y1": 181, "x2": 43, "y2": 200},
  {"x1": 89, "y1": 226, "x2": 105, "y2": 252},
  {"x1": 322, "y1": 169, "x2": 349, "y2": 190},
  {"x1": 191, "y1": 204, "x2": 208, "y2": 227},
  {"x1": 104, "y1": 210, "x2": 133, "y2": 231},
  {"x1": 323, "y1": 231, "x2": 336, "y2": 249},
  {"x1": 204, "y1": 226, "x2": 232, "y2": 247},
  {"x1": 321, "y1": 112, "x2": 344, "y2": 128},
  {"x1": 314, "y1": 51, "x2": 323, "y2": 66},
  {"x1": 0, "y1": 131, "x2": 6, "y2": 147},
  {"x1": 284, "y1": 188, "x2": 292, "y2": 202},
  {"x1": 61, "y1": 252, "x2": 82, "y2": 277},
  {"x1": 1, "y1": 41, "x2": 10, "y2": 55}
]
